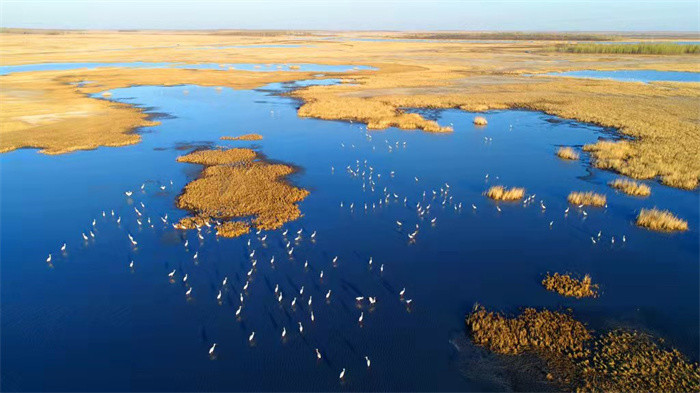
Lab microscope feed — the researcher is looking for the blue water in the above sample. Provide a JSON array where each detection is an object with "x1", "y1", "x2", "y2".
[
  {"x1": 0, "y1": 62, "x2": 374, "y2": 76},
  {"x1": 1, "y1": 79, "x2": 698, "y2": 391},
  {"x1": 546, "y1": 70, "x2": 700, "y2": 83}
]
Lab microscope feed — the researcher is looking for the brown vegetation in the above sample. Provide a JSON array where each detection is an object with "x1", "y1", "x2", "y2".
[
  {"x1": 486, "y1": 186, "x2": 525, "y2": 201},
  {"x1": 473, "y1": 116, "x2": 488, "y2": 126},
  {"x1": 636, "y1": 208, "x2": 689, "y2": 232},
  {"x1": 176, "y1": 148, "x2": 309, "y2": 235},
  {"x1": 215, "y1": 221, "x2": 251, "y2": 238},
  {"x1": 1, "y1": 30, "x2": 698, "y2": 189},
  {"x1": 220, "y1": 133, "x2": 263, "y2": 141},
  {"x1": 556, "y1": 146, "x2": 579, "y2": 160},
  {"x1": 466, "y1": 306, "x2": 591, "y2": 356},
  {"x1": 608, "y1": 178, "x2": 651, "y2": 196},
  {"x1": 542, "y1": 273, "x2": 599, "y2": 298},
  {"x1": 567, "y1": 192, "x2": 606, "y2": 207},
  {"x1": 466, "y1": 306, "x2": 700, "y2": 392}
]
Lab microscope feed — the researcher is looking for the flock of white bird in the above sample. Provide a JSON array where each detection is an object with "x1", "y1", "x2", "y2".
[{"x1": 42, "y1": 125, "x2": 628, "y2": 385}]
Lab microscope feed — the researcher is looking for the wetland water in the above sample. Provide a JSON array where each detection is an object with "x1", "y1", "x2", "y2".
[
  {"x1": 546, "y1": 69, "x2": 700, "y2": 83},
  {"x1": 1, "y1": 76, "x2": 698, "y2": 391},
  {"x1": 0, "y1": 62, "x2": 374, "y2": 76}
]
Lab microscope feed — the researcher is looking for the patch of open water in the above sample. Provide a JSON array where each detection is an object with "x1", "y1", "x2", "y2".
[{"x1": 1, "y1": 77, "x2": 697, "y2": 391}]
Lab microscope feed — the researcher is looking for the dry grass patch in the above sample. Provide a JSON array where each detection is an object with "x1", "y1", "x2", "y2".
[
  {"x1": 215, "y1": 221, "x2": 251, "y2": 238},
  {"x1": 486, "y1": 186, "x2": 525, "y2": 201},
  {"x1": 636, "y1": 208, "x2": 688, "y2": 232},
  {"x1": 466, "y1": 306, "x2": 591, "y2": 356},
  {"x1": 220, "y1": 133, "x2": 263, "y2": 141},
  {"x1": 466, "y1": 306, "x2": 700, "y2": 392},
  {"x1": 609, "y1": 178, "x2": 651, "y2": 196},
  {"x1": 556, "y1": 147, "x2": 579, "y2": 160},
  {"x1": 579, "y1": 330, "x2": 700, "y2": 393},
  {"x1": 567, "y1": 192, "x2": 606, "y2": 207},
  {"x1": 542, "y1": 273, "x2": 599, "y2": 298},
  {"x1": 176, "y1": 148, "x2": 309, "y2": 235}
]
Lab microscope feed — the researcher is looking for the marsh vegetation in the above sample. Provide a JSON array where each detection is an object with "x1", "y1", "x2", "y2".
[
  {"x1": 636, "y1": 208, "x2": 689, "y2": 232},
  {"x1": 485, "y1": 186, "x2": 525, "y2": 201},
  {"x1": 608, "y1": 178, "x2": 651, "y2": 196},
  {"x1": 567, "y1": 192, "x2": 607, "y2": 207},
  {"x1": 555, "y1": 147, "x2": 579, "y2": 160},
  {"x1": 541, "y1": 273, "x2": 598, "y2": 298},
  {"x1": 554, "y1": 43, "x2": 700, "y2": 55}
]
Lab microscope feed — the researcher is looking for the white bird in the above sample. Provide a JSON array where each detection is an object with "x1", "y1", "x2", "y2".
[
  {"x1": 316, "y1": 348, "x2": 321, "y2": 359},
  {"x1": 472, "y1": 204, "x2": 477, "y2": 210},
  {"x1": 125, "y1": 191, "x2": 132, "y2": 197},
  {"x1": 249, "y1": 250, "x2": 255, "y2": 258},
  {"x1": 217, "y1": 290, "x2": 222, "y2": 301},
  {"x1": 92, "y1": 219, "x2": 96, "y2": 226},
  {"x1": 282, "y1": 229, "x2": 288, "y2": 236},
  {"x1": 299, "y1": 286, "x2": 304, "y2": 296},
  {"x1": 311, "y1": 231, "x2": 316, "y2": 238},
  {"x1": 368, "y1": 257, "x2": 373, "y2": 267},
  {"x1": 405, "y1": 299, "x2": 413, "y2": 305},
  {"x1": 291, "y1": 297, "x2": 297, "y2": 307},
  {"x1": 222, "y1": 276, "x2": 227, "y2": 286},
  {"x1": 358, "y1": 312, "x2": 364, "y2": 323},
  {"x1": 209, "y1": 343, "x2": 216, "y2": 355},
  {"x1": 249, "y1": 332, "x2": 255, "y2": 342},
  {"x1": 89, "y1": 231, "x2": 95, "y2": 238},
  {"x1": 320, "y1": 270, "x2": 324, "y2": 279},
  {"x1": 186, "y1": 287, "x2": 192, "y2": 297},
  {"x1": 193, "y1": 252, "x2": 198, "y2": 260},
  {"x1": 168, "y1": 269, "x2": 176, "y2": 278},
  {"x1": 116, "y1": 216, "x2": 121, "y2": 224},
  {"x1": 236, "y1": 306, "x2": 242, "y2": 317},
  {"x1": 380, "y1": 264, "x2": 384, "y2": 273},
  {"x1": 356, "y1": 296, "x2": 364, "y2": 302},
  {"x1": 243, "y1": 281, "x2": 249, "y2": 291},
  {"x1": 339, "y1": 368, "x2": 346, "y2": 380},
  {"x1": 326, "y1": 290, "x2": 332, "y2": 300},
  {"x1": 564, "y1": 207, "x2": 570, "y2": 214},
  {"x1": 365, "y1": 356, "x2": 371, "y2": 368},
  {"x1": 622, "y1": 235, "x2": 626, "y2": 242},
  {"x1": 46, "y1": 254, "x2": 52, "y2": 263},
  {"x1": 281, "y1": 327, "x2": 286, "y2": 339},
  {"x1": 311, "y1": 311, "x2": 315, "y2": 321},
  {"x1": 111, "y1": 209, "x2": 115, "y2": 216},
  {"x1": 369, "y1": 297, "x2": 377, "y2": 305},
  {"x1": 298, "y1": 322, "x2": 303, "y2": 333},
  {"x1": 278, "y1": 292, "x2": 283, "y2": 303},
  {"x1": 184, "y1": 240, "x2": 189, "y2": 247},
  {"x1": 308, "y1": 296, "x2": 313, "y2": 307},
  {"x1": 332, "y1": 256, "x2": 338, "y2": 264},
  {"x1": 496, "y1": 206, "x2": 502, "y2": 212},
  {"x1": 129, "y1": 260, "x2": 134, "y2": 269},
  {"x1": 134, "y1": 207, "x2": 141, "y2": 216},
  {"x1": 261, "y1": 235, "x2": 267, "y2": 241},
  {"x1": 431, "y1": 217, "x2": 437, "y2": 224},
  {"x1": 182, "y1": 274, "x2": 189, "y2": 283},
  {"x1": 160, "y1": 185, "x2": 166, "y2": 190},
  {"x1": 275, "y1": 284, "x2": 279, "y2": 294},
  {"x1": 304, "y1": 260, "x2": 309, "y2": 269},
  {"x1": 287, "y1": 247, "x2": 294, "y2": 256},
  {"x1": 591, "y1": 237, "x2": 597, "y2": 244},
  {"x1": 399, "y1": 288, "x2": 406, "y2": 297},
  {"x1": 61, "y1": 243, "x2": 66, "y2": 252}
]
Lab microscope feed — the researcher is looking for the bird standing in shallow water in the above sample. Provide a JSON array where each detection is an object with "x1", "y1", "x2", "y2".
[
  {"x1": 365, "y1": 356, "x2": 371, "y2": 368},
  {"x1": 315, "y1": 348, "x2": 321, "y2": 359},
  {"x1": 339, "y1": 368, "x2": 346, "y2": 380},
  {"x1": 209, "y1": 343, "x2": 216, "y2": 356}
]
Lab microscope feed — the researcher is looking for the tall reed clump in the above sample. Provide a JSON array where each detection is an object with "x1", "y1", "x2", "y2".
[
  {"x1": 542, "y1": 273, "x2": 599, "y2": 298},
  {"x1": 636, "y1": 208, "x2": 688, "y2": 232},
  {"x1": 486, "y1": 186, "x2": 525, "y2": 201},
  {"x1": 554, "y1": 43, "x2": 700, "y2": 55},
  {"x1": 608, "y1": 178, "x2": 651, "y2": 196},
  {"x1": 466, "y1": 306, "x2": 700, "y2": 392},
  {"x1": 556, "y1": 147, "x2": 579, "y2": 160},
  {"x1": 175, "y1": 147, "x2": 309, "y2": 237},
  {"x1": 568, "y1": 192, "x2": 606, "y2": 207}
]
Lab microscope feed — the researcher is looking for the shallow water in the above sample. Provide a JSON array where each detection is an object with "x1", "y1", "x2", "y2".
[
  {"x1": 1, "y1": 78, "x2": 698, "y2": 391},
  {"x1": 0, "y1": 62, "x2": 374, "y2": 76},
  {"x1": 546, "y1": 69, "x2": 700, "y2": 83}
]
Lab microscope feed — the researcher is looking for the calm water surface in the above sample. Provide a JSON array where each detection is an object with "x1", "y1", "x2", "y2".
[
  {"x1": 546, "y1": 69, "x2": 700, "y2": 83},
  {"x1": 1, "y1": 78, "x2": 698, "y2": 391},
  {"x1": 0, "y1": 62, "x2": 374, "y2": 75}
]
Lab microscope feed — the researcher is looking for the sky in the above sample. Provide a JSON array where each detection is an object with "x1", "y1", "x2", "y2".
[{"x1": 1, "y1": 0, "x2": 698, "y2": 32}]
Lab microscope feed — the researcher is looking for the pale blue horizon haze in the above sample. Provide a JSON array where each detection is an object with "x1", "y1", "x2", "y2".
[{"x1": 0, "y1": 0, "x2": 698, "y2": 32}]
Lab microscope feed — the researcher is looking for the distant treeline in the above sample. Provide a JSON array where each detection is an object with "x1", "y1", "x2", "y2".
[
  {"x1": 402, "y1": 32, "x2": 612, "y2": 41},
  {"x1": 554, "y1": 43, "x2": 700, "y2": 55}
]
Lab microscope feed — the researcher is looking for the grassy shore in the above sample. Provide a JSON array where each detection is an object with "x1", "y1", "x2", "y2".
[{"x1": 554, "y1": 43, "x2": 700, "y2": 55}]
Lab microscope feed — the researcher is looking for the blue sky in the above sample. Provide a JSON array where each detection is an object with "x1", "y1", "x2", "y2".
[{"x1": 1, "y1": 0, "x2": 698, "y2": 31}]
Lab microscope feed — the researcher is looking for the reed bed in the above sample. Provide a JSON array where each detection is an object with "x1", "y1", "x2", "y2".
[
  {"x1": 176, "y1": 148, "x2": 256, "y2": 166},
  {"x1": 556, "y1": 146, "x2": 579, "y2": 160},
  {"x1": 466, "y1": 306, "x2": 591, "y2": 356},
  {"x1": 215, "y1": 221, "x2": 250, "y2": 238},
  {"x1": 176, "y1": 148, "x2": 309, "y2": 236},
  {"x1": 473, "y1": 116, "x2": 488, "y2": 126},
  {"x1": 567, "y1": 191, "x2": 607, "y2": 207},
  {"x1": 636, "y1": 208, "x2": 688, "y2": 232},
  {"x1": 608, "y1": 178, "x2": 651, "y2": 196},
  {"x1": 486, "y1": 186, "x2": 525, "y2": 201},
  {"x1": 466, "y1": 306, "x2": 700, "y2": 392},
  {"x1": 542, "y1": 273, "x2": 598, "y2": 298},
  {"x1": 405, "y1": 32, "x2": 611, "y2": 41},
  {"x1": 580, "y1": 330, "x2": 700, "y2": 392},
  {"x1": 555, "y1": 43, "x2": 700, "y2": 55},
  {"x1": 220, "y1": 133, "x2": 263, "y2": 141}
]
